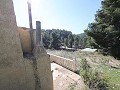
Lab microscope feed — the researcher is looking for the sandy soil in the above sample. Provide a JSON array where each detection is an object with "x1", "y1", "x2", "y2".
[{"x1": 51, "y1": 63, "x2": 86, "y2": 90}]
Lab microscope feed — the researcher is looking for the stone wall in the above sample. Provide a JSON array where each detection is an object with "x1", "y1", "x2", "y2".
[{"x1": 49, "y1": 53, "x2": 77, "y2": 72}]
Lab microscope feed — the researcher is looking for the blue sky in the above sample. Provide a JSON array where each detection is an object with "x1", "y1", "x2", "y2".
[{"x1": 13, "y1": 0, "x2": 102, "y2": 34}]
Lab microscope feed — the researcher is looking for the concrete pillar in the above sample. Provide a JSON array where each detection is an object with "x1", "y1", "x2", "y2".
[
  {"x1": 28, "y1": 1, "x2": 34, "y2": 50},
  {"x1": 32, "y1": 21, "x2": 53, "y2": 90},
  {"x1": 0, "y1": 0, "x2": 27, "y2": 90},
  {"x1": 36, "y1": 21, "x2": 41, "y2": 46}
]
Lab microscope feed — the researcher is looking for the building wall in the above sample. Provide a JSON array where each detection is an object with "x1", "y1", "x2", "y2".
[
  {"x1": 18, "y1": 27, "x2": 37, "y2": 53},
  {"x1": 24, "y1": 52, "x2": 53, "y2": 90},
  {"x1": 0, "y1": 0, "x2": 27, "y2": 89},
  {"x1": 18, "y1": 27, "x2": 32, "y2": 53},
  {"x1": 0, "y1": 0, "x2": 53, "y2": 90}
]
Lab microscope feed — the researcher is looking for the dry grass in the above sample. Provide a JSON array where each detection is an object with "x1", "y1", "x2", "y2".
[{"x1": 47, "y1": 49, "x2": 120, "y2": 90}]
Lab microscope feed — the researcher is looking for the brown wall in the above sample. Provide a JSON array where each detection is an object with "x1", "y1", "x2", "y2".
[
  {"x1": 18, "y1": 27, "x2": 32, "y2": 53},
  {"x1": 18, "y1": 27, "x2": 37, "y2": 53}
]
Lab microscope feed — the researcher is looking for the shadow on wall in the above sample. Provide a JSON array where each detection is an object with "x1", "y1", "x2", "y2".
[
  {"x1": 18, "y1": 27, "x2": 37, "y2": 54},
  {"x1": 18, "y1": 27, "x2": 32, "y2": 53}
]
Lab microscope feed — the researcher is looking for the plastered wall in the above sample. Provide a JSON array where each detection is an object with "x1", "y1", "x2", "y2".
[
  {"x1": 0, "y1": 0, "x2": 53, "y2": 90},
  {"x1": 24, "y1": 51, "x2": 53, "y2": 90},
  {"x1": 18, "y1": 27, "x2": 32, "y2": 53},
  {"x1": 0, "y1": 0, "x2": 27, "y2": 89},
  {"x1": 18, "y1": 27, "x2": 37, "y2": 53}
]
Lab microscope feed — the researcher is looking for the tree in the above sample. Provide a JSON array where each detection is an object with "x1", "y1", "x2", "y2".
[
  {"x1": 43, "y1": 33, "x2": 50, "y2": 48},
  {"x1": 86, "y1": 36, "x2": 95, "y2": 48},
  {"x1": 68, "y1": 33, "x2": 74, "y2": 48},
  {"x1": 49, "y1": 32, "x2": 61, "y2": 49},
  {"x1": 64, "y1": 38, "x2": 68, "y2": 48},
  {"x1": 74, "y1": 35, "x2": 79, "y2": 49},
  {"x1": 85, "y1": 0, "x2": 120, "y2": 58},
  {"x1": 42, "y1": 29, "x2": 71, "y2": 49},
  {"x1": 78, "y1": 33, "x2": 88, "y2": 49}
]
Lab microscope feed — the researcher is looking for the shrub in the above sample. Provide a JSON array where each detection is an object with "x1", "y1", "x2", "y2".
[{"x1": 79, "y1": 59, "x2": 109, "y2": 90}]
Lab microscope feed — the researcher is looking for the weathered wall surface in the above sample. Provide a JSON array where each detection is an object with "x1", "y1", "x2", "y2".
[
  {"x1": 36, "y1": 51, "x2": 53, "y2": 90},
  {"x1": 49, "y1": 53, "x2": 76, "y2": 72},
  {"x1": 24, "y1": 51, "x2": 53, "y2": 90},
  {"x1": 18, "y1": 27, "x2": 32, "y2": 53},
  {"x1": 0, "y1": 0, "x2": 27, "y2": 90},
  {"x1": 18, "y1": 27, "x2": 37, "y2": 53},
  {"x1": 0, "y1": 0, "x2": 53, "y2": 90}
]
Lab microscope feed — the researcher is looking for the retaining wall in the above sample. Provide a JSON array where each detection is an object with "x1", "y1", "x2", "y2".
[{"x1": 48, "y1": 53, "x2": 77, "y2": 72}]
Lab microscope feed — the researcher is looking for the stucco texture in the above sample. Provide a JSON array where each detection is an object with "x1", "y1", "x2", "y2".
[
  {"x1": 24, "y1": 51, "x2": 53, "y2": 90},
  {"x1": 18, "y1": 27, "x2": 32, "y2": 53},
  {"x1": 37, "y1": 53, "x2": 53, "y2": 90},
  {"x1": 0, "y1": 0, "x2": 27, "y2": 90},
  {"x1": 0, "y1": 0, "x2": 53, "y2": 90},
  {"x1": 18, "y1": 27, "x2": 37, "y2": 53}
]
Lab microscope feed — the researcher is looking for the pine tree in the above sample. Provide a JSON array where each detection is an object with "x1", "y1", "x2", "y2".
[
  {"x1": 49, "y1": 32, "x2": 61, "y2": 49},
  {"x1": 64, "y1": 38, "x2": 68, "y2": 48},
  {"x1": 74, "y1": 35, "x2": 79, "y2": 49},
  {"x1": 85, "y1": 0, "x2": 120, "y2": 58},
  {"x1": 68, "y1": 34, "x2": 73, "y2": 48}
]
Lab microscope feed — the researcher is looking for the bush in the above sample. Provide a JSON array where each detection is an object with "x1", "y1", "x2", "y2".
[{"x1": 79, "y1": 59, "x2": 109, "y2": 90}]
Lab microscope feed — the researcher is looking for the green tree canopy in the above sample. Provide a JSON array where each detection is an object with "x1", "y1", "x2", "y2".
[
  {"x1": 74, "y1": 35, "x2": 79, "y2": 49},
  {"x1": 49, "y1": 32, "x2": 61, "y2": 49},
  {"x1": 68, "y1": 33, "x2": 74, "y2": 48},
  {"x1": 85, "y1": 0, "x2": 120, "y2": 58}
]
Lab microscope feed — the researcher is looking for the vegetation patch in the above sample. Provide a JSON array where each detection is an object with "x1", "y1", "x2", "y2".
[
  {"x1": 97, "y1": 66, "x2": 120, "y2": 90},
  {"x1": 79, "y1": 59, "x2": 109, "y2": 90},
  {"x1": 47, "y1": 50, "x2": 120, "y2": 90}
]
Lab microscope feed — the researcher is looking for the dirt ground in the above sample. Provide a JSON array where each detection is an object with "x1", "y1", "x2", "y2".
[{"x1": 51, "y1": 63, "x2": 86, "y2": 90}]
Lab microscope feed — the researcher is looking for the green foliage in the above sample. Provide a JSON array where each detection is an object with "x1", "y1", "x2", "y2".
[
  {"x1": 43, "y1": 29, "x2": 72, "y2": 49},
  {"x1": 98, "y1": 66, "x2": 120, "y2": 90},
  {"x1": 68, "y1": 33, "x2": 74, "y2": 48},
  {"x1": 43, "y1": 30, "x2": 52, "y2": 48},
  {"x1": 85, "y1": 0, "x2": 120, "y2": 58},
  {"x1": 77, "y1": 33, "x2": 88, "y2": 49},
  {"x1": 80, "y1": 59, "x2": 109, "y2": 90},
  {"x1": 43, "y1": 29, "x2": 89, "y2": 49},
  {"x1": 85, "y1": 36, "x2": 95, "y2": 48},
  {"x1": 64, "y1": 38, "x2": 68, "y2": 48},
  {"x1": 74, "y1": 35, "x2": 79, "y2": 49},
  {"x1": 43, "y1": 31, "x2": 50, "y2": 48},
  {"x1": 49, "y1": 32, "x2": 61, "y2": 49}
]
